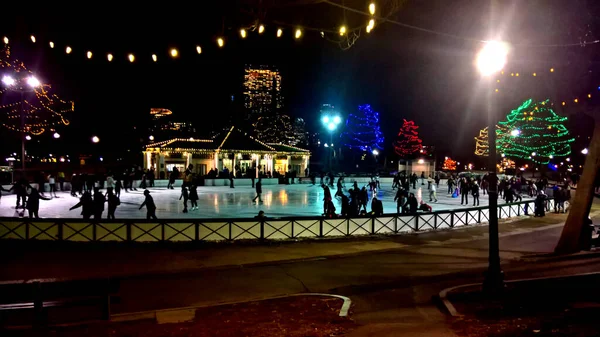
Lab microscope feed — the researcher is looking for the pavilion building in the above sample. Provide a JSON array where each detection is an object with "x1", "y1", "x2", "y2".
[{"x1": 143, "y1": 126, "x2": 310, "y2": 178}]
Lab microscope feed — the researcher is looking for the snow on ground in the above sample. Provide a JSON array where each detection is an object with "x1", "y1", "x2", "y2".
[{"x1": 0, "y1": 182, "x2": 531, "y2": 219}]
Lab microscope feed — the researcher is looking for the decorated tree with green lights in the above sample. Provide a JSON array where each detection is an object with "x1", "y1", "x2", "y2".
[{"x1": 496, "y1": 98, "x2": 574, "y2": 164}]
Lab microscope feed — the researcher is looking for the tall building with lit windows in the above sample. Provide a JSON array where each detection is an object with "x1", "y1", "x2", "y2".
[{"x1": 243, "y1": 64, "x2": 283, "y2": 123}]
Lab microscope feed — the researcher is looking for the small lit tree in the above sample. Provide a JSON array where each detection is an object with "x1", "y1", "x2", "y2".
[
  {"x1": 393, "y1": 119, "x2": 423, "y2": 157},
  {"x1": 442, "y1": 157, "x2": 457, "y2": 171},
  {"x1": 340, "y1": 104, "x2": 384, "y2": 151}
]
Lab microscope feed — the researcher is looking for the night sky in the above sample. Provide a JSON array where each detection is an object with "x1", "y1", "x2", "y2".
[{"x1": 0, "y1": 0, "x2": 598, "y2": 163}]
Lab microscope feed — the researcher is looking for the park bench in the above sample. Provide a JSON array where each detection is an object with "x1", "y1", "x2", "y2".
[{"x1": 0, "y1": 278, "x2": 119, "y2": 327}]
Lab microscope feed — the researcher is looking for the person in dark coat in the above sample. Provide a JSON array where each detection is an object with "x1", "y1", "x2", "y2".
[
  {"x1": 534, "y1": 191, "x2": 547, "y2": 217},
  {"x1": 371, "y1": 196, "x2": 383, "y2": 216},
  {"x1": 472, "y1": 182, "x2": 480, "y2": 206},
  {"x1": 93, "y1": 187, "x2": 105, "y2": 219},
  {"x1": 340, "y1": 194, "x2": 350, "y2": 217},
  {"x1": 9, "y1": 177, "x2": 30, "y2": 209},
  {"x1": 139, "y1": 190, "x2": 157, "y2": 219},
  {"x1": 253, "y1": 178, "x2": 263, "y2": 203},
  {"x1": 106, "y1": 190, "x2": 120, "y2": 220},
  {"x1": 407, "y1": 193, "x2": 418, "y2": 213},
  {"x1": 168, "y1": 167, "x2": 178, "y2": 190},
  {"x1": 179, "y1": 185, "x2": 189, "y2": 213},
  {"x1": 69, "y1": 191, "x2": 94, "y2": 219},
  {"x1": 189, "y1": 185, "x2": 199, "y2": 210},
  {"x1": 460, "y1": 178, "x2": 470, "y2": 205},
  {"x1": 26, "y1": 188, "x2": 51, "y2": 218}
]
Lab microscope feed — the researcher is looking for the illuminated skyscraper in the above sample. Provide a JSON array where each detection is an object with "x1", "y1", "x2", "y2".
[{"x1": 243, "y1": 64, "x2": 283, "y2": 122}]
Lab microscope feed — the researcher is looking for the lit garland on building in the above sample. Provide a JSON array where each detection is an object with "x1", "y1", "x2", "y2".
[
  {"x1": 392, "y1": 119, "x2": 423, "y2": 157},
  {"x1": 341, "y1": 104, "x2": 384, "y2": 151},
  {"x1": 496, "y1": 98, "x2": 574, "y2": 164},
  {"x1": 474, "y1": 124, "x2": 510, "y2": 156},
  {"x1": 442, "y1": 157, "x2": 457, "y2": 171},
  {"x1": 0, "y1": 46, "x2": 74, "y2": 136}
]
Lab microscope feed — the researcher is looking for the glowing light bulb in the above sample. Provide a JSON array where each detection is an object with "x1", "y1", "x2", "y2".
[
  {"x1": 339, "y1": 25, "x2": 346, "y2": 36},
  {"x1": 295, "y1": 29, "x2": 302, "y2": 39},
  {"x1": 170, "y1": 48, "x2": 178, "y2": 57},
  {"x1": 196, "y1": 46, "x2": 202, "y2": 54},
  {"x1": 65, "y1": 46, "x2": 72, "y2": 54},
  {"x1": 277, "y1": 28, "x2": 283, "y2": 38},
  {"x1": 87, "y1": 51, "x2": 92, "y2": 59},
  {"x1": 128, "y1": 54, "x2": 135, "y2": 62},
  {"x1": 258, "y1": 25, "x2": 265, "y2": 34},
  {"x1": 152, "y1": 54, "x2": 157, "y2": 62},
  {"x1": 2, "y1": 36, "x2": 8, "y2": 44},
  {"x1": 91, "y1": 136, "x2": 100, "y2": 143},
  {"x1": 369, "y1": 2, "x2": 375, "y2": 15},
  {"x1": 240, "y1": 29, "x2": 247, "y2": 38},
  {"x1": 217, "y1": 37, "x2": 224, "y2": 47},
  {"x1": 107, "y1": 53, "x2": 113, "y2": 62},
  {"x1": 49, "y1": 41, "x2": 54, "y2": 48},
  {"x1": 30, "y1": 35, "x2": 36, "y2": 43},
  {"x1": 25, "y1": 135, "x2": 31, "y2": 140}
]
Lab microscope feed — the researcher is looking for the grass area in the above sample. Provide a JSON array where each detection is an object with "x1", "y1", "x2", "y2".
[{"x1": 3, "y1": 296, "x2": 354, "y2": 337}]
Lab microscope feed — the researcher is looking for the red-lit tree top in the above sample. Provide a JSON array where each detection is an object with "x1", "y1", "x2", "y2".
[{"x1": 392, "y1": 119, "x2": 423, "y2": 157}]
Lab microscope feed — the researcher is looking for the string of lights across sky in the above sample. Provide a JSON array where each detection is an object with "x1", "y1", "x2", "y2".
[{"x1": 1, "y1": 1, "x2": 598, "y2": 63}]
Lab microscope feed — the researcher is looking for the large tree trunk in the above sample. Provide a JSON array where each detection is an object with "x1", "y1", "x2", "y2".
[{"x1": 554, "y1": 119, "x2": 600, "y2": 254}]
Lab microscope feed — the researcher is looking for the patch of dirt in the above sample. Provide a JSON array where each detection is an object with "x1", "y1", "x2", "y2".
[{"x1": 4, "y1": 295, "x2": 355, "y2": 337}]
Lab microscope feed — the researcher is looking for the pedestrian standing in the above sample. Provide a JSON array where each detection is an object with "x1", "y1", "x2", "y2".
[
  {"x1": 26, "y1": 188, "x2": 51, "y2": 218},
  {"x1": 472, "y1": 182, "x2": 480, "y2": 206}
]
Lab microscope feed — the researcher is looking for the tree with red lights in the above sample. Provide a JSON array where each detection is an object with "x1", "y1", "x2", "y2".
[
  {"x1": 442, "y1": 157, "x2": 457, "y2": 171},
  {"x1": 392, "y1": 119, "x2": 423, "y2": 157}
]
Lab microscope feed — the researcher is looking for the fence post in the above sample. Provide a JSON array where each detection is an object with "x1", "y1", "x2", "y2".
[
  {"x1": 260, "y1": 220, "x2": 264, "y2": 239},
  {"x1": 319, "y1": 219, "x2": 323, "y2": 237},
  {"x1": 291, "y1": 220, "x2": 295, "y2": 238},
  {"x1": 127, "y1": 222, "x2": 132, "y2": 241},
  {"x1": 414, "y1": 215, "x2": 419, "y2": 232},
  {"x1": 195, "y1": 223, "x2": 199, "y2": 241},
  {"x1": 394, "y1": 215, "x2": 398, "y2": 233},
  {"x1": 450, "y1": 212, "x2": 454, "y2": 228},
  {"x1": 57, "y1": 222, "x2": 63, "y2": 240},
  {"x1": 478, "y1": 209, "x2": 481, "y2": 223},
  {"x1": 371, "y1": 217, "x2": 375, "y2": 235},
  {"x1": 434, "y1": 214, "x2": 438, "y2": 230}
]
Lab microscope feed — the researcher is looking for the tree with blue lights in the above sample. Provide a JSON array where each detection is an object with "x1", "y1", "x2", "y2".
[{"x1": 341, "y1": 104, "x2": 384, "y2": 151}]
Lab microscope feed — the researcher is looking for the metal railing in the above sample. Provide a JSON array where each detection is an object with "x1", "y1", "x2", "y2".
[{"x1": 0, "y1": 199, "x2": 554, "y2": 243}]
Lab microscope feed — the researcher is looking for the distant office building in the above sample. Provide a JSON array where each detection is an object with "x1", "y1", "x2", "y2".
[
  {"x1": 243, "y1": 65, "x2": 283, "y2": 122},
  {"x1": 149, "y1": 108, "x2": 196, "y2": 138}
]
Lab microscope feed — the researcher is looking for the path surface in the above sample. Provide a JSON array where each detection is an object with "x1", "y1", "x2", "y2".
[{"x1": 0, "y1": 183, "x2": 531, "y2": 219}]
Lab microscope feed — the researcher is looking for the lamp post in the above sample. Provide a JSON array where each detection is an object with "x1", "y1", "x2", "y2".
[
  {"x1": 321, "y1": 115, "x2": 342, "y2": 171},
  {"x1": 2, "y1": 74, "x2": 42, "y2": 173},
  {"x1": 476, "y1": 41, "x2": 508, "y2": 293}
]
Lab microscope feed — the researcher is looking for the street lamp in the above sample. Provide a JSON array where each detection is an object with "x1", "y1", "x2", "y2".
[
  {"x1": 91, "y1": 135, "x2": 100, "y2": 143},
  {"x1": 322, "y1": 113, "x2": 342, "y2": 171},
  {"x1": 1, "y1": 74, "x2": 42, "y2": 172},
  {"x1": 476, "y1": 40, "x2": 508, "y2": 293}
]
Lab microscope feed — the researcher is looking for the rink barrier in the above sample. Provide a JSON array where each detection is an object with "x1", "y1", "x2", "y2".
[{"x1": 0, "y1": 199, "x2": 554, "y2": 242}]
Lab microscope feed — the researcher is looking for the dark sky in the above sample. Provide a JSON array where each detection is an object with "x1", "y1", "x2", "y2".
[{"x1": 1, "y1": 0, "x2": 598, "y2": 162}]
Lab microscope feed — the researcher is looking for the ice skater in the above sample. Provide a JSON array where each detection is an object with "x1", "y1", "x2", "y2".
[
  {"x1": 106, "y1": 190, "x2": 120, "y2": 219},
  {"x1": 253, "y1": 178, "x2": 263, "y2": 203},
  {"x1": 25, "y1": 188, "x2": 51, "y2": 218},
  {"x1": 139, "y1": 190, "x2": 157, "y2": 219},
  {"x1": 93, "y1": 187, "x2": 105, "y2": 219},
  {"x1": 179, "y1": 185, "x2": 189, "y2": 213},
  {"x1": 69, "y1": 191, "x2": 94, "y2": 220},
  {"x1": 189, "y1": 184, "x2": 199, "y2": 210}
]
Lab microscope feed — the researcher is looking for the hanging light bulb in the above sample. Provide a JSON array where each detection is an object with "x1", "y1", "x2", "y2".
[
  {"x1": 369, "y1": 2, "x2": 375, "y2": 15},
  {"x1": 66, "y1": 46, "x2": 72, "y2": 54},
  {"x1": 217, "y1": 37, "x2": 224, "y2": 47},
  {"x1": 170, "y1": 48, "x2": 178, "y2": 57},
  {"x1": 87, "y1": 51, "x2": 92, "y2": 59},
  {"x1": 107, "y1": 53, "x2": 113, "y2": 62},
  {"x1": 152, "y1": 54, "x2": 157, "y2": 62},
  {"x1": 277, "y1": 28, "x2": 283, "y2": 38},
  {"x1": 258, "y1": 25, "x2": 265, "y2": 34},
  {"x1": 30, "y1": 35, "x2": 36, "y2": 43},
  {"x1": 295, "y1": 28, "x2": 302, "y2": 39},
  {"x1": 339, "y1": 25, "x2": 347, "y2": 36},
  {"x1": 240, "y1": 29, "x2": 247, "y2": 38},
  {"x1": 49, "y1": 41, "x2": 54, "y2": 48},
  {"x1": 196, "y1": 46, "x2": 202, "y2": 54},
  {"x1": 3, "y1": 36, "x2": 8, "y2": 44},
  {"x1": 128, "y1": 53, "x2": 135, "y2": 62}
]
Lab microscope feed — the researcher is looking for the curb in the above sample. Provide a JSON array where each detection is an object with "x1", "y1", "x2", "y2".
[
  {"x1": 110, "y1": 292, "x2": 352, "y2": 323},
  {"x1": 438, "y1": 271, "x2": 600, "y2": 317},
  {"x1": 518, "y1": 250, "x2": 600, "y2": 263}
]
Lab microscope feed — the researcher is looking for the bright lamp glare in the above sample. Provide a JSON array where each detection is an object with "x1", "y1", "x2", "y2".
[
  {"x1": 53, "y1": 132, "x2": 60, "y2": 139},
  {"x1": 2, "y1": 75, "x2": 15, "y2": 86},
  {"x1": 476, "y1": 41, "x2": 509, "y2": 76},
  {"x1": 327, "y1": 123, "x2": 336, "y2": 131},
  {"x1": 25, "y1": 135, "x2": 31, "y2": 140},
  {"x1": 27, "y1": 76, "x2": 41, "y2": 87},
  {"x1": 511, "y1": 129, "x2": 520, "y2": 137},
  {"x1": 322, "y1": 116, "x2": 330, "y2": 124},
  {"x1": 91, "y1": 136, "x2": 100, "y2": 143},
  {"x1": 333, "y1": 116, "x2": 341, "y2": 124},
  {"x1": 581, "y1": 148, "x2": 589, "y2": 155},
  {"x1": 372, "y1": 149, "x2": 379, "y2": 155}
]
